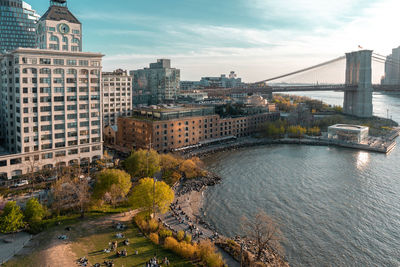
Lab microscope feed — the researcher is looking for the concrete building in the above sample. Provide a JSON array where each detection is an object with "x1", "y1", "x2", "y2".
[
  {"x1": 328, "y1": 124, "x2": 369, "y2": 143},
  {"x1": 178, "y1": 90, "x2": 208, "y2": 102},
  {"x1": 0, "y1": 0, "x2": 103, "y2": 180},
  {"x1": 382, "y1": 46, "x2": 400, "y2": 85},
  {"x1": 102, "y1": 69, "x2": 132, "y2": 126},
  {"x1": 131, "y1": 59, "x2": 180, "y2": 105},
  {"x1": 116, "y1": 105, "x2": 279, "y2": 152},
  {"x1": 0, "y1": 0, "x2": 41, "y2": 52},
  {"x1": 199, "y1": 71, "x2": 243, "y2": 88}
]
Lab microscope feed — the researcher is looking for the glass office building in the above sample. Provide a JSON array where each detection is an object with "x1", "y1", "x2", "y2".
[{"x1": 0, "y1": 0, "x2": 40, "y2": 52}]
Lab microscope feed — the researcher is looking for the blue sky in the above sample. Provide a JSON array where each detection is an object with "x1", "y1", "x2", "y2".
[{"x1": 28, "y1": 0, "x2": 400, "y2": 82}]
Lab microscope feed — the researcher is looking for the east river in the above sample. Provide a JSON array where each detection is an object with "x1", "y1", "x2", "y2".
[{"x1": 202, "y1": 92, "x2": 400, "y2": 266}]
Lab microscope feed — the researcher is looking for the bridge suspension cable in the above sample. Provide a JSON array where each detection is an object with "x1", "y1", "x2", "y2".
[{"x1": 255, "y1": 56, "x2": 345, "y2": 85}]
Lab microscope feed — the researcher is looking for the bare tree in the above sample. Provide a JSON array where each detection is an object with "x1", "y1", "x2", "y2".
[
  {"x1": 25, "y1": 154, "x2": 40, "y2": 193},
  {"x1": 241, "y1": 211, "x2": 284, "y2": 261},
  {"x1": 51, "y1": 176, "x2": 90, "y2": 217}
]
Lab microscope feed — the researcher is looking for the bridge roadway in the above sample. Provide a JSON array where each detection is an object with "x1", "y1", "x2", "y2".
[{"x1": 219, "y1": 84, "x2": 400, "y2": 95}]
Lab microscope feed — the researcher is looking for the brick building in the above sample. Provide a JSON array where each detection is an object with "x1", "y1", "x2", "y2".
[{"x1": 116, "y1": 106, "x2": 279, "y2": 152}]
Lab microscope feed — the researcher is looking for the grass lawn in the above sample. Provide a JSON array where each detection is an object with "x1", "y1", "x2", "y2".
[
  {"x1": 3, "y1": 212, "x2": 193, "y2": 267},
  {"x1": 70, "y1": 222, "x2": 193, "y2": 267}
]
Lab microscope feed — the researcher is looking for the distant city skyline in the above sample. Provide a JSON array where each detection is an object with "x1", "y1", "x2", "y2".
[{"x1": 27, "y1": 0, "x2": 400, "y2": 82}]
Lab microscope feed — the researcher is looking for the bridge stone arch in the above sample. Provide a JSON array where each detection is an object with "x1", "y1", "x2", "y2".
[{"x1": 343, "y1": 50, "x2": 373, "y2": 118}]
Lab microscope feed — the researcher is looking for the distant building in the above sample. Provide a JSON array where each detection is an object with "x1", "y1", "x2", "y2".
[
  {"x1": 102, "y1": 69, "x2": 132, "y2": 126},
  {"x1": 328, "y1": 124, "x2": 369, "y2": 143},
  {"x1": 131, "y1": 59, "x2": 180, "y2": 105},
  {"x1": 116, "y1": 105, "x2": 279, "y2": 152},
  {"x1": 200, "y1": 71, "x2": 243, "y2": 88},
  {"x1": 180, "y1": 81, "x2": 200, "y2": 91},
  {"x1": 178, "y1": 90, "x2": 208, "y2": 102},
  {"x1": 0, "y1": 0, "x2": 41, "y2": 52},
  {"x1": 104, "y1": 125, "x2": 118, "y2": 145},
  {"x1": 382, "y1": 46, "x2": 400, "y2": 85}
]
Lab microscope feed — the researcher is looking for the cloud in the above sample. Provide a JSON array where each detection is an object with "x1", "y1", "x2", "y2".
[{"x1": 98, "y1": 0, "x2": 397, "y2": 83}]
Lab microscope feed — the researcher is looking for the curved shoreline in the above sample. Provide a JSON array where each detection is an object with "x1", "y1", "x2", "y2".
[{"x1": 183, "y1": 136, "x2": 397, "y2": 158}]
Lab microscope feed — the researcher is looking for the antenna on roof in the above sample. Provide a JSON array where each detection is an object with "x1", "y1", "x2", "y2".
[{"x1": 50, "y1": 0, "x2": 67, "y2": 7}]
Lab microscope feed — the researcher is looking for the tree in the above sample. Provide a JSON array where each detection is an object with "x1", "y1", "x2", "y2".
[
  {"x1": 51, "y1": 176, "x2": 91, "y2": 216},
  {"x1": 179, "y1": 158, "x2": 205, "y2": 179},
  {"x1": 0, "y1": 201, "x2": 24, "y2": 234},
  {"x1": 24, "y1": 198, "x2": 47, "y2": 231},
  {"x1": 241, "y1": 211, "x2": 284, "y2": 261},
  {"x1": 93, "y1": 169, "x2": 132, "y2": 204},
  {"x1": 123, "y1": 149, "x2": 161, "y2": 178},
  {"x1": 96, "y1": 151, "x2": 113, "y2": 169},
  {"x1": 129, "y1": 178, "x2": 174, "y2": 216}
]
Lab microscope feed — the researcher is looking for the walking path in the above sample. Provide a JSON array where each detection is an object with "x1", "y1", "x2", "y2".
[
  {"x1": 159, "y1": 190, "x2": 240, "y2": 266},
  {"x1": 0, "y1": 232, "x2": 32, "y2": 264}
]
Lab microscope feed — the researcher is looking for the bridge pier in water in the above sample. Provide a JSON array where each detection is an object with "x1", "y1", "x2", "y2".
[{"x1": 343, "y1": 50, "x2": 373, "y2": 118}]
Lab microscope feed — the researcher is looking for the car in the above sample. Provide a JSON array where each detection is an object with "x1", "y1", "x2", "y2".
[{"x1": 14, "y1": 180, "x2": 29, "y2": 187}]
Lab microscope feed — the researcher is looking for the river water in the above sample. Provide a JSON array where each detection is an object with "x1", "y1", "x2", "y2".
[{"x1": 202, "y1": 92, "x2": 400, "y2": 267}]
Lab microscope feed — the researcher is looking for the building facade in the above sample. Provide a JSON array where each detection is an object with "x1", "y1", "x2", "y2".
[
  {"x1": 382, "y1": 46, "x2": 400, "y2": 85},
  {"x1": 0, "y1": 0, "x2": 103, "y2": 180},
  {"x1": 0, "y1": 0, "x2": 40, "y2": 52},
  {"x1": 131, "y1": 59, "x2": 180, "y2": 105},
  {"x1": 102, "y1": 69, "x2": 132, "y2": 126},
  {"x1": 116, "y1": 106, "x2": 279, "y2": 152}
]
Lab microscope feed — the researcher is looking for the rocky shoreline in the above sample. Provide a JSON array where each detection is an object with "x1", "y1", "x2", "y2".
[{"x1": 174, "y1": 172, "x2": 289, "y2": 266}]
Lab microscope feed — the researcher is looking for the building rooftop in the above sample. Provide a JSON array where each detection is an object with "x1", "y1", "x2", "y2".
[
  {"x1": 329, "y1": 124, "x2": 369, "y2": 131},
  {"x1": 131, "y1": 105, "x2": 215, "y2": 121},
  {"x1": 40, "y1": 5, "x2": 81, "y2": 24}
]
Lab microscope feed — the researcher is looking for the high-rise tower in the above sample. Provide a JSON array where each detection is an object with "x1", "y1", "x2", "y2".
[
  {"x1": 0, "y1": 0, "x2": 103, "y2": 180},
  {"x1": 0, "y1": 0, "x2": 41, "y2": 52}
]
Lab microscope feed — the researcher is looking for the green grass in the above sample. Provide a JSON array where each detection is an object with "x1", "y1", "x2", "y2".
[
  {"x1": 3, "y1": 213, "x2": 193, "y2": 267},
  {"x1": 71, "y1": 224, "x2": 193, "y2": 267}
]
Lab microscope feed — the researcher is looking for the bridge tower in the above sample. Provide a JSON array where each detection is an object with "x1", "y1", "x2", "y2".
[{"x1": 343, "y1": 50, "x2": 373, "y2": 118}]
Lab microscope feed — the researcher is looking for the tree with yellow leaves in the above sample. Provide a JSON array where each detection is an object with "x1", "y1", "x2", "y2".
[{"x1": 129, "y1": 178, "x2": 174, "y2": 216}]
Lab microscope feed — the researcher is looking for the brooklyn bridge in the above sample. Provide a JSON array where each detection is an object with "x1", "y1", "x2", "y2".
[{"x1": 206, "y1": 50, "x2": 400, "y2": 118}]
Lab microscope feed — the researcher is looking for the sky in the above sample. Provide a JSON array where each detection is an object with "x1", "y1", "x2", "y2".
[{"x1": 28, "y1": 0, "x2": 400, "y2": 83}]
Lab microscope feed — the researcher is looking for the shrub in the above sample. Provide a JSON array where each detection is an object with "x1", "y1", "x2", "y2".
[
  {"x1": 199, "y1": 241, "x2": 225, "y2": 267},
  {"x1": 149, "y1": 233, "x2": 159, "y2": 245},
  {"x1": 159, "y1": 229, "x2": 173, "y2": 239},
  {"x1": 184, "y1": 234, "x2": 192, "y2": 243},
  {"x1": 164, "y1": 236, "x2": 179, "y2": 251},
  {"x1": 164, "y1": 236, "x2": 198, "y2": 260},
  {"x1": 134, "y1": 214, "x2": 148, "y2": 232},
  {"x1": 177, "y1": 230, "x2": 185, "y2": 241},
  {"x1": 148, "y1": 219, "x2": 159, "y2": 233}
]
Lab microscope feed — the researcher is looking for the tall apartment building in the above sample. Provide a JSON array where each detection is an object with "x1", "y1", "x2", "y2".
[
  {"x1": 0, "y1": 0, "x2": 103, "y2": 180},
  {"x1": 382, "y1": 46, "x2": 400, "y2": 85},
  {"x1": 131, "y1": 59, "x2": 180, "y2": 105},
  {"x1": 0, "y1": 0, "x2": 41, "y2": 52},
  {"x1": 116, "y1": 106, "x2": 279, "y2": 153},
  {"x1": 102, "y1": 69, "x2": 132, "y2": 126}
]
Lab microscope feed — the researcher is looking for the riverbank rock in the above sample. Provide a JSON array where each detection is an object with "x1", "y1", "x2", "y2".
[
  {"x1": 177, "y1": 173, "x2": 222, "y2": 196},
  {"x1": 216, "y1": 238, "x2": 290, "y2": 267}
]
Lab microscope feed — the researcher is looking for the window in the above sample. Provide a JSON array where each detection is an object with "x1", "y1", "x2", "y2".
[
  {"x1": 50, "y1": 36, "x2": 58, "y2": 42},
  {"x1": 54, "y1": 59, "x2": 64, "y2": 65},
  {"x1": 67, "y1": 60, "x2": 77, "y2": 66},
  {"x1": 40, "y1": 87, "x2": 51, "y2": 93},
  {"x1": 72, "y1": 29, "x2": 80, "y2": 34},
  {"x1": 54, "y1": 96, "x2": 64, "y2": 102},
  {"x1": 80, "y1": 121, "x2": 89, "y2": 127},
  {"x1": 40, "y1": 106, "x2": 51, "y2": 112},
  {"x1": 54, "y1": 115, "x2": 64, "y2": 121},
  {"x1": 68, "y1": 122, "x2": 77, "y2": 128},
  {"x1": 39, "y1": 58, "x2": 51, "y2": 64},
  {"x1": 79, "y1": 60, "x2": 89, "y2": 66},
  {"x1": 67, "y1": 114, "x2": 77, "y2": 119}
]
